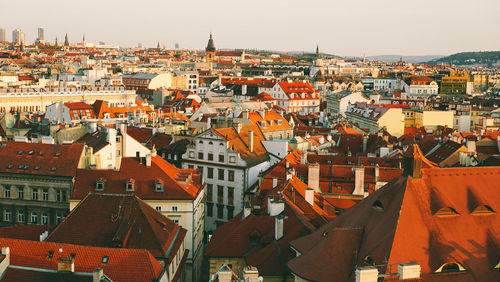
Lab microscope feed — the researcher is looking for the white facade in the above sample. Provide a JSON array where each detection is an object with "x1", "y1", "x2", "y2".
[
  {"x1": 373, "y1": 78, "x2": 398, "y2": 91},
  {"x1": 404, "y1": 81, "x2": 439, "y2": 98}
]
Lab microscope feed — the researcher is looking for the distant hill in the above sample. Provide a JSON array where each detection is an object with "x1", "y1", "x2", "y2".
[
  {"x1": 424, "y1": 51, "x2": 500, "y2": 67},
  {"x1": 366, "y1": 55, "x2": 445, "y2": 63}
]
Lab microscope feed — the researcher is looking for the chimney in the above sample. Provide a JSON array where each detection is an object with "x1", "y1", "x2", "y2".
[
  {"x1": 466, "y1": 138, "x2": 476, "y2": 153},
  {"x1": 57, "y1": 257, "x2": 75, "y2": 272},
  {"x1": 151, "y1": 145, "x2": 157, "y2": 157},
  {"x1": 248, "y1": 130, "x2": 254, "y2": 152},
  {"x1": 243, "y1": 202, "x2": 251, "y2": 219},
  {"x1": 146, "y1": 154, "x2": 152, "y2": 167},
  {"x1": 362, "y1": 135, "x2": 368, "y2": 153},
  {"x1": 398, "y1": 263, "x2": 421, "y2": 280},
  {"x1": 300, "y1": 150, "x2": 308, "y2": 164},
  {"x1": 308, "y1": 163, "x2": 320, "y2": 193},
  {"x1": 403, "y1": 145, "x2": 423, "y2": 179},
  {"x1": 88, "y1": 121, "x2": 97, "y2": 133},
  {"x1": 353, "y1": 166, "x2": 365, "y2": 196},
  {"x1": 218, "y1": 268, "x2": 233, "y2": 282},
  {"x1": 243, "y1": 266, "x2": 260, "y2": 282},
  {"x1": 275, "y1": 214, "x2": 284, "y2": 240},
  {"x1": 305, "y1": 188, "x2": 314, "y2": 206},
  {"x1": 374, "y1": 164, "x2": 379, "y2": 183},
  {"x1": 355, "y1": 266, "x2": 378, "y2": 282},
  {"x1": 236, "y1": 122, "x2": 243, "y2": 134},
  {"x1": 268, "y1": 197, "x2": 285, "y2": 216},
  {"x1": 286, "y1": 168, "x2": 295, "y2": 180},
  {"x1": 242, "y1": 110, "x2": 249, "y2": 120},
  {"x1": 93, "y1": 268, "x2": 104, "y2": 282},
  {"x1": 272, "y1": 177, "x2": 278, "y2": 188}
]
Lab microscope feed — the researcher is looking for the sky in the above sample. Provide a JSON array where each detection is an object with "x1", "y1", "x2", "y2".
[{"x1": 1, "y1": 0, "x2": 499, "y2": 57}]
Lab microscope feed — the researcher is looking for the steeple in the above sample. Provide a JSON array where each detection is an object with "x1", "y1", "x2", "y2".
[
  {"x1": 316, "y1": 45, "x2": 319, "y2": 58},
  {"x1": 82, "y1": 34, "x2": 86, "y2": 47},
  {"x1": 55, "y1": 37, "x2": 58, "y2": 47},
  {"x1": 157, "y1": 41, "x2": 160, "y2": 50},
  {"x1": 64, "y1": 33, "x2": 69, "y2": 46},
  {"x1": 205, "y1": 33, "x2": 216, "y2": 63}
]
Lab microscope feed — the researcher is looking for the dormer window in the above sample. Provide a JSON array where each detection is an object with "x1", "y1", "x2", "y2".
[
  {"x1": 155, "y1": 180, "x2": 164, "y2": 192},
  {"x1": 471, "y1": 205, "x2": 494, "y2": 214},
  {"x1": 435, "y1": 262, "x2": 466, "y2": 273},
  {"x1": 434, "y1": 207, "x2": 459, "y2": 216},
  {"x1": 95, "y1": 181, "x2": 104, "y2": 191},
  {"x1": 372, "y1": 200, "x2": 384, "y2": 211},
  {"x1": 126, "y1": 179, "x2": 135, "y2": 191}
]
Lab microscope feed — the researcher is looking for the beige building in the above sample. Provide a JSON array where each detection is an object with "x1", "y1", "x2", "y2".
[{"x1": 345, "y1": 102, "x2": 404, "y2": 137}]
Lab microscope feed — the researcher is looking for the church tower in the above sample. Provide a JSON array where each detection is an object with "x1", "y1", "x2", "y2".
[
  {"x1": 64, "y1": 33, "x2": 69, "y2": 47},
  {"x1": 205, "y1": 33, "x2": 216, "y2": 62}
]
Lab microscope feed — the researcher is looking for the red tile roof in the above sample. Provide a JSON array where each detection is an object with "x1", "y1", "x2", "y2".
[
  {"x1": 71, "y1": 156, "x2": 202, "y2": 200},
  {"x1": 46, "y1": 193, "x2": 186, "y2": 260},
  {"x1": 0, "y1": 224, "x2": 53, "y2": 241},
  {"x1": 0, "y1": 142, "x2": 84, "y2": 177},
  {"x1": 0, "y1": 238, "x2": 164, "y2": 282}
]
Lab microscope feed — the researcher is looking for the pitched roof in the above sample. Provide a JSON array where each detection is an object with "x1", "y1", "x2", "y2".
[
  {"x1": 0, "y1": 224, "x2": 53, "y2": 241},
  {"x1": 0, "y1": 142, "x2": 84, "y2": 177},
  {"x1": 46, "y1": 193, "x2": 186, "y2": 260},
  {"x1": 0, "y1": 238, "x2": 164, "y2": 282},
  {"x1": 71, "y1": 156, "x2": 202, "y2": 200},
  {"x1": 288, "y1": 166, "x2": 500, "y2": 281}
]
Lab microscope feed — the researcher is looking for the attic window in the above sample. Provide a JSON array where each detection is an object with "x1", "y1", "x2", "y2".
[
  {"x1": 102, "y1": 256, "x2": 109, "y2": 264},
  {"x1": 471, "y1": 205, "x2": 494, "y2": 214},
  {"x1": 155, "y1": 180, "x2": 164, "y2": 192},
  {"x1": 47, "y1": 250, "x2": 54, "y2": 259},
  {"x1": 7, "y1": 164, "x2": 13, "y2": 169},
  {"x1": 18, "y1": 165, "x2": 24, "y2": 169},
  {"x1": 28, "y1": 150, "x2": 34, "y2": 155},
  {"x1": 126, "y1": 179, "x2": 135, "y2": 191},
  {"x1": 39, "y1": 151, "x2": 45, "y2": 156},
  {"x1": 321, "y1": 231, "x2": 328, "y2": 237},
  {"x1": 372, "y1": 200, "x2": 384, "y2": 211},
  {"x1": 18, "y1": 150, "x2": 24, "y2": 155},
  {"x1": 24, "y1": 165, "x2": 29, "y2": 170},
  {"x1": 435, "y1": 262, "x2": 466, "y2": 273},
  {"x1": 34, "y1": 166, "x2": 40, "y2": 170},
  {"x1": 96, "y1": 181, "x2": 104, "y2": 191},
  {"x1": 51, "y1": 167, "x2": 57, "y2": 171},
  {"x1": 55, "y1": 152, "x2": 61, "y2": 157},
  {"x1": 435, "y1": 207, "x2": 459, "y2": 216}
]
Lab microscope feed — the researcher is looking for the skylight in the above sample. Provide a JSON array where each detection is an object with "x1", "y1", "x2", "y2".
[
  {"x1": 34, "y1": 166, "x2": 40, "y2": 170},
  {"x1": 18, "y1": 150, "x2": 24, "y2": 155},
  {"x1": 51, "y1": 167, "x2": 57, "y2": 171},
  {"x1": 7, "y1": 164, "x2": 13, "y2": 169},
  {"x1": 102, "y1": 256, "x2": 109, "y2": 264},
  {"x1": 39, "y1": 151, "x2": 45, "y2": 155}
]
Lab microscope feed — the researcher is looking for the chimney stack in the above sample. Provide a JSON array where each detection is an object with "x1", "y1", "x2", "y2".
[
  {"x1": 286, "y1": 168, "x2": 295, "y2": 180},
  {"x1": 93, "y1": 268, "x2": 104, "y2": 282},
  {"x1": 362, "y1": 135, "x2": 368, "y2": 153},
  {"x1": 355, "y1": 266, "x2": 378, "y2": 282},
  {"x1": 398, "y1": 263, "x2": 421, "y2": 280},
  {"x1": 243, "y1": 266, "x2": 260, "y2": 282},
  {"x1": 248, "y1": 130, "x2": 254, "y2": 152},
  {"x1": 275, "y1": 214, "x2": 284, "y2": 240},
  {"x1": 272, "y1": 177, "x2": 278, "y2": 188},
  {"x1": 300, "y1": 150, "x2": 308, "y2": 164},
  {"x1": 146, "y1": 154, "x2": 152, "y2": 167},
  {"x1": 236, "y1": 122, "x2": 243, "y2": 134},
  {"x1": 243, "y1": 202, "x2": 251, "y2": 219},
  {"x1": 268, "y1": 197, "x2": 285, "y2": 216},
  {"x1": 353, "y1": 166, "x2": 365, "y2": 196},
  {"x1": 218, "y1": 268, "x2": 233, "y2": 282},
  {"x1": 308, "y1": 163, "x2": 320, "y2": 193},
  {"x1": 57, "y1": 257, "x2": 75, "y2": 272},
  {"x1": 305, "y1": 188, "x2": 314, "y2": 207}
]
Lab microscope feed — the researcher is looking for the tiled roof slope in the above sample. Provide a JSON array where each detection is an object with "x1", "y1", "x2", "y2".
[
  {"x1": 71, "y1": 156, "x2": 202, "y2": 200},
  {"x1": 0, "y1": 142, "x2": 84, "y2": 177},
  {"x1": 288, "y1": 166, "x2": 500, "y2": 281},
  {"x1": 46, "y1": 193, "x2": 186, "y2": 260},
  {"x1": 0, "y1": 238, "x2": 164, "y2": 282}
]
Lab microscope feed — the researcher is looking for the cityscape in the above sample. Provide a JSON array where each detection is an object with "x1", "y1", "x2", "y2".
[{"x1": 0, "y1": 1, "x2": 499, "y2": 281}]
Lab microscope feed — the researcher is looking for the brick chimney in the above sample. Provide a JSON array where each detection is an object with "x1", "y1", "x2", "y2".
[
  {"x1": 353, "y1": 166, "x2": 365, "y2": 196},
  {"x1": 398, "y1": 263, "x2": 421, "y2": 280},
  {"x1": 305, "y1": 188, "x2": 314, "y2": 207},
  {"x1": 243, "y1": 266, "x2": 260, "y2": 282},
  {"x1": 300, "y1": 150, "x2": 308, "y2": 164},
  {"x1": 57, "y1": 257, "x2": 75, "y2": 272},
  {"x1": 248, "y1": 130, "x2": 254, "y2": 152},
  {"x1": 217, "y1": 267, "x2": 233, "y2": 282},
  {"x1": 308, "y1": 163, "x2": 320, "y2": 193},
  {"x1": 355, "y1": 266, "x2": 378, "y2": 282}
]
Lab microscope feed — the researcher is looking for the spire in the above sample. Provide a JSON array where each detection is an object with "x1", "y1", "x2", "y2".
[
  {"x1": 55, "y1": 37, "x2": 58, "y2": 47},
  {"x1": 206, "y1": 33, "x2": 216, "y2": 52},
  {"x1": 64, "y1": 33, "x2": 69, "y2": 46},
  {"x1": 157, "y1": 41, "x2": 160, "y2": 49},
  {"x1": 316, "y1": 45, "x2": 319, "y2": 58}
]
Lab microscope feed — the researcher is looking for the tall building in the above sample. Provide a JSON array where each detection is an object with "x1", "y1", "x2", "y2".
[
  {"x1": 12, "y1": 29, "x2": 24, "y2": 45},
  {"x1": 0, "y1": 28, "x2": 6, "y2": 42},
  {"x1": 37, "y1": 27, "x2": 44, "y2": 42},
  {"x1": 205, "y1": 33, "x2": 216, "y2": 62}
]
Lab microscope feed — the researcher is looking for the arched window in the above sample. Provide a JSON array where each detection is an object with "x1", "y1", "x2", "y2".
[
  {"x1": 363, "y1": 256, "x2": 374, "y2": 266},
  {"x1": 435, "y1": 262, "x2": 466, "y2": 273}
]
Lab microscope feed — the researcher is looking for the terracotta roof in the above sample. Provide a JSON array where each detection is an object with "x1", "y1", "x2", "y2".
[
  {"x1": 46, "y1": 193, "x2": 186, "y2": 260},
  {"x1": 0, "y1": 224, "x2": 53, "y2": 241},
  {"x1": 71, "y1": 156, "x2": 202, "y2": 200},
  {"x1": 246, "y1": 110, "x2": 292, "y2": 132},
  {"x1": 289, "y1": 166, "x2": 500, "y2": 281},
  {"x1": 250, "y1": 92, "x2": 276, "y2": 101},
  {"x1": 0, "y1": 142, "x2": 84, "y2": 177},
  {"x1": 0, "y1": 238, "x2": 164, "y2": 282},
  {"x1": 92, "y1": 100, "x2": 116, "y2": 119}
]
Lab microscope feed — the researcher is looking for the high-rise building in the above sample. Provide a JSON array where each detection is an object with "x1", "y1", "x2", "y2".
[
  {"x1": 0, "y1": 28, "x2": 6, "y2": 42},
  {"x1": 37, "y1": 27, "x2": 45, "y2": 42},
  {"x1": 12, "y1": 29, "x2": 25, "y2": 45}
]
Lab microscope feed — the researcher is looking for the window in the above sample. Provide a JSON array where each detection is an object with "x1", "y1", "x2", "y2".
[
  {"x1": 102, "y1": 256, "x2": 109, "y2": 264},
  {"x1": 198, "y1": 152, "x2": 203, "y2": 160},
  {"x1": 206, "y1": 184, "x2": 213, "y2": 202},
  {"x1": 229, "y1": 156, "x2": 236, "y2": 163},
  {"x1": 207, "y1": 153, "x2": 213, "y2": 161},
  {"x1": 62, "y1": 191, "x2": 67, "y2": 202},
  {"x1": 372, "y1": 200, "x2": 384, "y2": 211},
  {"x1": 155, "y1": 206, "x2": 162, "y2": 212},
  {"x1": 436, "y1": 262, "x2": 466, "y2": 273},
  {"x1": 126, "y1": 180, "x2": 135, "y2": 191},
  {"x1": 4, "y1": 186, "x2": 10, "y2": 198},
  {"x1": 217, "y1": 204, "x2": 224, "y2": 219},
  {"x1": 207, "y1": 167, "x2": 214, "y2": 179},
  {"x1": 56, "y1": 213, "x2": 63, "y2": 224},
  {"x1": 155, "y1": 180, "x2": 164, "y2": 192},
  {"x1": 95, "y1": 181, "x2": 104, "y2": 191},
  {"x1": 228, "y1": 170, "x2": 235, "y2": 182},
  {"x1": 42, "y1": 189, "x2": 49, "y2": 201},
  {"x1": 218, "y1": 154, "x2": 224, "y2": 162},
  {"x1": 41, "y1": 213, "x2": 48, "y2": 225},
  {"x1": 188, "y1": 151, "x2": 195, "y2": 159},
  {"x1": 218, "y1": 169, "x2": 224, "y2": 180},
  {"x1": 31, "y1": 212, "x2": 38, "y2": 224},
  {"x1": 228, "y1": 187, "x2": 234, "y2": 205},
  {"x1": 227, "y1": 206, "x2": 234, "y2": 220},
  {"x1": 4, "y1": 210, "x2": 11, "y2": 222},
  {"x1": 56, "y1": 190, "x2": 61, "y2": 202},
  {"x1": 17, "y1": 210, "x2": 24, "y2": 222},
  {"x1": 171, "y1": 206, "x2": 178, "y2": 212},
  {"x1": 217, "y1": 186, "x2": 224, "y2": 203},
  {"x1": 32, "y1": 189, "x2": 38, "y2": 200},
  {"x1": 207, "y1": 202, "x2": 213, "y2": 217}
]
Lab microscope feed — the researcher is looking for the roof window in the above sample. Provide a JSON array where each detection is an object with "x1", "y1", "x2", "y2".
[
  {"x1": 34, "y1": 166, "x2": 40, "y2": 170},
  {"x1": 372, "y1": 200, "x2": 384, "y2": 211},
  {"x1": 28, "y1": 150, "x2": 34, "y2": 155},
  {"x1": 18, "y1": 165, "x2": 24, "y2": 169},
  {"x1": 7, "y1": 164, "x2": 13, "y2": 169},
  {"x1": 18, "y1": 150, "x2": 24, "y2": 155},
  {"x1": 435, "y1": 262, "x2": 466, "y2": 273},
  {"x1": 435, "y1": 207, "x2": 459, "y2": 216},
  {"x1": 51, "y1": 167, "x2": 57, "y2": 171},
  {"x1": 155, "y1": 180, "x2": 164, "y2": 192},
  {"x1": 55, "y1": 152, "x2": 61, "y2": 157},
  {"x1": 471, "y1": 205, "x2": 494, "y2": 214},
  {"x1": 102, "y1": 256, "x2": 109, "y2": 264},
  {"x1": 126, "y1": 179, "x2": 135, "y2": 191},
  {"x1": 39, "y1": 151, "x2": 45, "y2": 156},
  {"x1": 96, "y1": 181, "x2": 104, "y2": 191}
]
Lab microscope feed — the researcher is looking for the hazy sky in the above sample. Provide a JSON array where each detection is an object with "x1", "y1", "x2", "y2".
[{"x1": 1, "y1": 0, "x2": 499, "y2": 56}]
